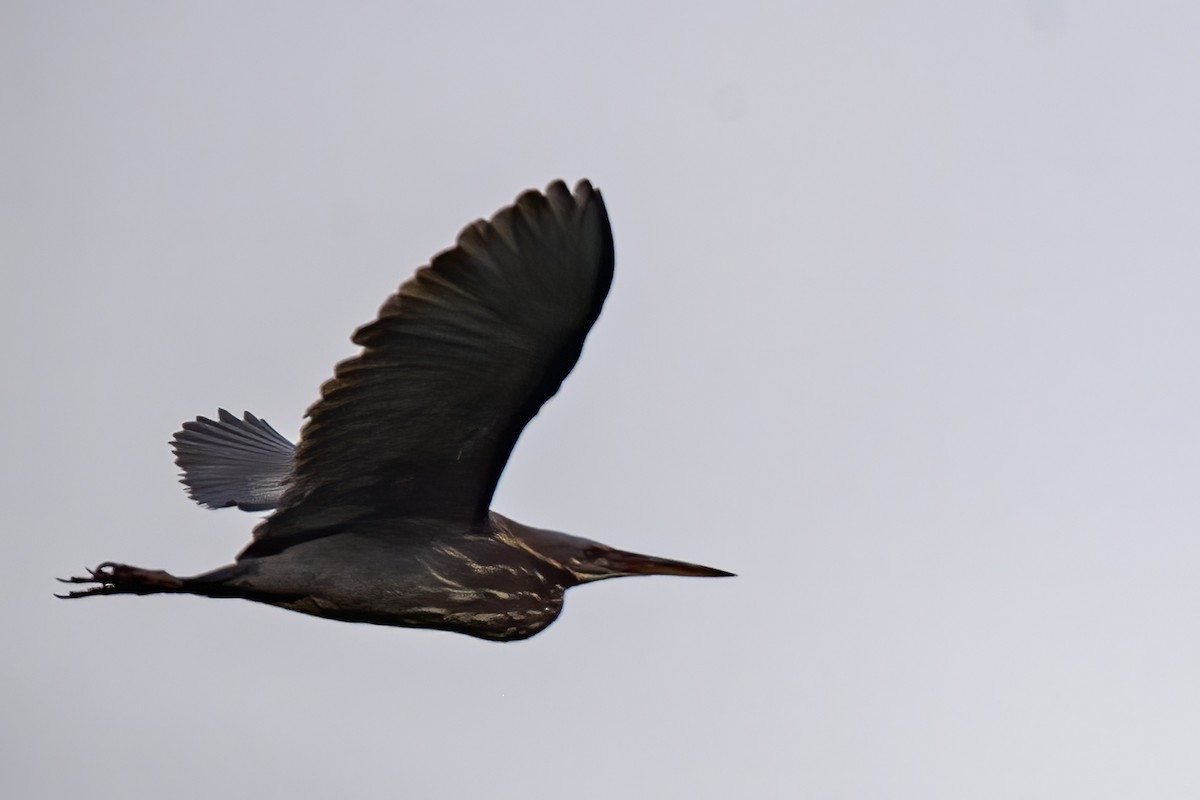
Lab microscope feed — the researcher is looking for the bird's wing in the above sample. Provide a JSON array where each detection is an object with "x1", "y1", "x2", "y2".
[
  {"x1": 171, "y1": 409, "x2": 295, "y2": 511},
  {"x1": 243, "y1": 180, "x2": 613, "y2": 555}
]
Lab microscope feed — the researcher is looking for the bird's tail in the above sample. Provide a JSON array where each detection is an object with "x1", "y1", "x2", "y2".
[{"x1": 170, "y1": 409, "x2": 296, "y2": 511}]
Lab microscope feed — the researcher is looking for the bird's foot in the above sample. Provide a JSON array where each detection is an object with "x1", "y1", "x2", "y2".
[{"x1": 56, "y1": 562, "x2": 184, "y2": 598}]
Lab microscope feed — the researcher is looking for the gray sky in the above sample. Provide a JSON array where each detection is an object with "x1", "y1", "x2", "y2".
[{"x1": 6, "y1": 2, "x2": 1200, "y2": 797}]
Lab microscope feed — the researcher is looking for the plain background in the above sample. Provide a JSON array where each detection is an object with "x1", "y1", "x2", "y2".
[{"x1": 5, "y1": 2, "x2": 1200, "y2": 798}]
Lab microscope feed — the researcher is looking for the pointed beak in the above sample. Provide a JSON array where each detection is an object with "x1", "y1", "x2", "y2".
[{"x1": 600, "y1": 548, "x2": 736, "y2": 579}]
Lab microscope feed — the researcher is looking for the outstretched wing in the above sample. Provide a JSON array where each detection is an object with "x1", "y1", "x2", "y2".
[
  {"x1": 171, "y1": 409, "x2": 295, "y2": 511},
  {"x1": 246, "y1": 180, "x2": 613, "y2": 554}
]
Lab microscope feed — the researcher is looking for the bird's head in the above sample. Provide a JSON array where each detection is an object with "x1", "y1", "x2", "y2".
[{"x1": 506, "y1": 524, "x2": 734, "y2": 584}]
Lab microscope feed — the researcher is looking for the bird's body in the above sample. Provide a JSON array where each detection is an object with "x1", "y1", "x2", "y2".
[
  {"x1": 190, "y1": 515, "x2": 574, "y2": 641},
  {"x1": 61, "y1": 180, "x2": 731, "y2": 641}
]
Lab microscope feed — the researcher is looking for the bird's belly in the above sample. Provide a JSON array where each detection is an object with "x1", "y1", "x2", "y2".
[
  {"x1": 237, "y1": 532, "x2": 565, "y2": 641},
  {"x1": 276, "y1": 583, "x2": 564, "y2": 641}
]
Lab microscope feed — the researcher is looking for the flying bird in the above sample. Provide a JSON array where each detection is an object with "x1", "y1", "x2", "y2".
[{"x1": 59, "y1": 180, "x2": 732, "y2": 641}]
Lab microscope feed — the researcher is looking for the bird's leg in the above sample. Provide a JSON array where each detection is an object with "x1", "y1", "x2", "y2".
[{"x1": 56, "y1": 562, "x2": 185, "y2": 599}]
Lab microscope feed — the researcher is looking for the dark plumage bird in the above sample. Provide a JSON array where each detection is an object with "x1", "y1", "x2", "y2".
[{"x1": 60, "y1": 180, "x2": 732, "y2": 641}]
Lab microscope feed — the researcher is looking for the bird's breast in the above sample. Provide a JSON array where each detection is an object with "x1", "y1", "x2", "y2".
[
  {"x1": 403, "y1": 540, "x2": 568, "y2": 640},
  {"x1": 248, "y1": 529, "x2": 569, "y2": 641}
]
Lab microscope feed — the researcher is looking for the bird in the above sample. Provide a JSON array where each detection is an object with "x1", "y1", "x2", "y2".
[{"x1": 59, "y1": 179, "x2": 733, "y2": 641}]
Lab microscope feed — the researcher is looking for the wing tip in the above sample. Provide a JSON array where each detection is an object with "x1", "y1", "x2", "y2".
[{"x1": 170, "y1": 409, "x2": 296, "y2": 511}]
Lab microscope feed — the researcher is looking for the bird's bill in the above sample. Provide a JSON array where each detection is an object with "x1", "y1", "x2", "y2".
[{"x1": 601, "y1": 548, "x2": 735, "y2": 578}]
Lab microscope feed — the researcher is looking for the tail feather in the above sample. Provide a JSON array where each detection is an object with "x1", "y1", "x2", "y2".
[{"x1": 171, "y1": 409, "x2": 295, "y2": 511}]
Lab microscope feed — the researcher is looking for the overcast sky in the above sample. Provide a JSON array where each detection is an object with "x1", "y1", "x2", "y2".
[{"x1": 6, "y1": 2, "x2": 1200, "y2": 798}]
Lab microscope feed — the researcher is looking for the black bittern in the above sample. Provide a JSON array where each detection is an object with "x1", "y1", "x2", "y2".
[{"x1": 60, "y1": 180, "x2": 732, "y2": 641}]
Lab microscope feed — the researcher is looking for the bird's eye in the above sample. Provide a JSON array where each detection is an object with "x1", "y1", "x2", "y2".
[{"x1": 583, "y1": 547, "x2": 603, "y2": 560}]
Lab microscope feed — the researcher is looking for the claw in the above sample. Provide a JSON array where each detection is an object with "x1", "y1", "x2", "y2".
[
  {"x1": 55, "y1": 562, "x2": 184, "y2": 598},
  {"x1": 54, "y1": 584, "x2": 119, "y2": 599},
  {"x1": 55, "y1": 562, "x2": 127, "y2": 599},
  {"x1": 55, "y1": 588, "x2": 107, "y2": 599}
]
